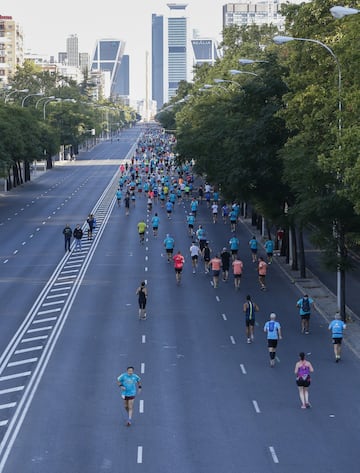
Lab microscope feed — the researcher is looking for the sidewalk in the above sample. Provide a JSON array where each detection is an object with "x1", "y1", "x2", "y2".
[{"x1": 241, "y1": 217, "x2": 360, "y2": 360}]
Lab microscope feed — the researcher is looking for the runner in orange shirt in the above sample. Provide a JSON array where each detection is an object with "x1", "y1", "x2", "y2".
[
  {"x1": 232, "y1": 257, "x2": 244, "y2": 290},
  {"x1": 210, "y1": 254, "x2": 222, "y2": 288},
  {"x1": 258, "y1": 256, "x2": 268, "y2": 291}
]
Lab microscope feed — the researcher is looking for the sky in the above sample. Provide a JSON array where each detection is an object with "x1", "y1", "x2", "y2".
[{"x1": 1, "y1": 0, "x2": 226, "y2": 101}]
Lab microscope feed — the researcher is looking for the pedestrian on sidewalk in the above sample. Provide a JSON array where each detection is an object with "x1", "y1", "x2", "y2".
[
  {"x1": 295, "y1": 352, "x2": 314, "y2": 409},
  {"x1": 328, "y1": 313, "x2": 346, "y2": 362},
  {"x1": 296, "y1": 294, "x2": 314, "y2": 334},
  {"x1": 258, "y1": 256, "x2": 268, "y2": 290},
  {"x1": 87, "y1": 214, "x2": 95, "y2": 239},
  {"x1": 136, "y1": 281, "x2": 148, "y2": 320},
  {"x1": 73, "y1": 224, "x2": 83, "y2": 251},
  {"x1": 62, "y1": 224, "x2": 72, "y2": 252},
  {"x1": 117, "y1": 366, "x2": 142, "y2": 426},
  {"x1": 243, "y1": 295, "x2": 259, "y2": 343},
  {"x1": 264, "y1": 313, "x2": 282, "y2": 367}
]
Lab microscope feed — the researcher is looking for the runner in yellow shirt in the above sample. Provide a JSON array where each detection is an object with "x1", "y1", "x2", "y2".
[{"x1": 137, "y1": 220, "x2": 147, "y2": 244}]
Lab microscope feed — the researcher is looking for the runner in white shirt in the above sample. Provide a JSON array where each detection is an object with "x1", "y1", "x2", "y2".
[
  {"x1": 190, "y1": 241, "x2": 201, "y2": 274},
  {"x1": 211, "y1": 202, "x2": 218, "y2": 223}
]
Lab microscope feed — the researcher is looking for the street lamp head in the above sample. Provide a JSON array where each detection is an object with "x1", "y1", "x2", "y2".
[
  {"x1": 229, "y1": 69, "x2": 258, "y2": 77},
  {"x1": 273, "y1": 35, "x2": 296, "y2": 45},
  {"x1": 19, "y1": 89, "x2": 29, "y2": 93},
  {"x1": 214, "y1": 78, "x2": 225, "y2": 84},
  {"x1": 203, "y1": 84, "x2": 213, "y2": 89},
  {"x1": 239, "y1": 58, "x2": 269, "y2": 64},
  {"x1": 330, "y1": 6, "x2": 359, "y2": 18}
]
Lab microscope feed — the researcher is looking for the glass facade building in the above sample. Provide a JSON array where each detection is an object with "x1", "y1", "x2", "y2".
[
  {"x1": 167, "y1": 4, "x2": 188, "y2": 100},
  {"x1": 91, "y1": 39, "x2": 125, "y2": 99},
  {"x1": 152, "y1": 14, "x2": 164, "y2": 109}
]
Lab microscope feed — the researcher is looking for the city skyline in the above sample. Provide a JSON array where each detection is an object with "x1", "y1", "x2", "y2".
[{"x1": 1, "y1": 0, "x2": 226, "y2": 101}]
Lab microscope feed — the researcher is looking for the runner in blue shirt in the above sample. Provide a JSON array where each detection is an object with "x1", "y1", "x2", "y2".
[
  {"x1": 117, "y1": 367, "x2": 142, "y2": 427},
  {"x1": 264, "y1": 238, "x2": 274, "y2": 264},
  {"x1": 187, "y1": 213, "x2": 195, "y2": 237},
  {"x1": 163, "y1": 234, "x2": 175, "y2": 262},
  {"x1": 229, "y1": 234, "x2": 240, "y2": 261},
  {"x1": 249, "y1": 236, "x2": 258, "y2": 262},
  {"x1": 165, "y1": 200, "x2": 174, "y2": 219},
  {"x1": 329, "y1": 314, "x2": 346, "y2": 362},
  {"x1": 264, "y1": 313, "x2": 282, "y2": 367},
  {"x1": 151, "y1": 213, "x2": 160, "y2": 236}
]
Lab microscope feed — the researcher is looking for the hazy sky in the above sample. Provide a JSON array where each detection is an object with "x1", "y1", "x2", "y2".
[{"x1": 2, "y1": 0, "x2": 226, "y2": 100}]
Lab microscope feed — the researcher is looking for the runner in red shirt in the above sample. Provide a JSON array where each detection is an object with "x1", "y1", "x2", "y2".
[{"x1": 173, "y1": 251, "x2": 185, "y2": 285}]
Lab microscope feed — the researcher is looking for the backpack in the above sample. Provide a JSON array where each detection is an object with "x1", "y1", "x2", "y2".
[
  {"x1": 302, "y1": 298, "x2": 310, "y2": 313},
  {"x1": 297, "y1": 363, "x2": 310, "y2": 380}
]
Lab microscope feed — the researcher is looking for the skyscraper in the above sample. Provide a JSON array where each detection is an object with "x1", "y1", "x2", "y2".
[
  {"x1": 118, "y1": 54, "x2": 130, "y2": 96},
  {"x1": 191, "y1": 38, "x2": 220, "y2": 67},
  {"x1": 167, "y1": 3, "x2": 189, "y2": 100},
  {"x1": 91, "y1": 39, "x2": 125, "y2": 99},
  {"x1": 152, "y1": 13, "x2": 164, "y2": 109},
  {"x1": 66, "y1": 34, "x2": 79, "y2": 67},
  {"x1": 151, "y1": 4, "x2": 189, "y2": 109}
]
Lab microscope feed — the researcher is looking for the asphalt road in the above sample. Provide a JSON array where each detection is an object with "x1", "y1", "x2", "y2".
[{"x1": 0, "y1": 126, "x2": 359, "y2": 473}]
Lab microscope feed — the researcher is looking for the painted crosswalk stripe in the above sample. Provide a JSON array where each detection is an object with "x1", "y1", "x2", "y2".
[
  {"x1": 0, "y1": 386, "x2": 24, "y2": 395},
  {"x1": 0, "y1": 372, "x2": 31, "y2": 381},
  {"x1": 8, "y1": 358, "x2": 38, "y2": 367}
]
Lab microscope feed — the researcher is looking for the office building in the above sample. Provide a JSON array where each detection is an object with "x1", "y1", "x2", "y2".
[
  {"x1": 191, "y1": 37, "x2": 220, "y2": 67},
  {"x1": 91, "y1": 38, "x2": 126, "y2": 99},
  {"x1": 79, "y1": 52, "x2": 90, "y2": 73},
  {"x1": 118, "y1": 54, "x2": 130, "y2": 96},
  {"x1": 58, "y1": 52, "x2": 67, "y2": 64},
  {"x1": 223, "y1": 1, "x2": 306, "y2": 30},
  {"x1": 151, "y1": 4, "x2": 190, "y2": 108},
  {"x1": 66, "y1": 34, "x2": 79, "y2": 67},
  {"x1": 152, "y1": 13, "x2": 165, "y2": 109},
  {"x1": 167, "y1": 3, "x2": 189, "y2": 100},
  {"x1": 0, "y1": 15, "x2": 24, "y2": 86}
]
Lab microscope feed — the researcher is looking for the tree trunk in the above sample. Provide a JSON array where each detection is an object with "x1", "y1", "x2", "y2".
[
  {"x1": 291, "y1": 225, "x2": 298, "y2": 271},
  {"x1": 298, "y1": 227, "x2": 306, "y2": 278}
]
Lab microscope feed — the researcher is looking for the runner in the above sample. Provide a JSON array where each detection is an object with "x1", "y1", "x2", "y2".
[
  {"x1": 296, "y1": 294, "x2": 314, "y2": 334},
  {"x1": 232, "y1": 256, "x2": 244, "y2": 290},
  {"x1": 196, "y1": 225, "x2": 207, "y2": 251},
  {"x1": 124, "y1": 193, "x2": 130, "y2": 216},
  {"x1": 249, "y1": 236, "x2": 258, "y2": 263},
  {"x1": 265, "y1": 237, "x2": 274, "y2": 264},
  {"x1": 151, "y1": 213, "x2": 160, "y2": 236},
  {"x1": 173, "y1": 250, "x2": 185, "y2": 284},
  {"x1": 264, "y1": 313, "x2": 282, "y2": 367},
  {"x1": 295, "y1": 352, "x2": 314, "y2": 409},
  {"x1": 137, "y1": 220, "x2": 147, "y2": 244},
  {"x1": 328, "y1": 313, "x2": 346, "y2": 362},
  {"x1": 165, "y1": 200, "x2": 173, "y2": 219},
  {"x1": 210, "y1": 254, "x2": 222, "y2": 288},
  {"x1": 116, "y1": 188, "x2": 122, "y2": 207},
  {"x1": 220, "y1": 247, "x2": 231, "y2": 281},
  {"x1": 229, "y1": 233, "x2": 240, "y2": 261},
  {"x1": 117, "y1": 367, "x2": 142, "y2": 426},
  {"x1": 258, "y1": 256, "x2": 267, "y2": 290},
  {"x1": 243, "y1": 295, "x2": 259, "y2": 343},
  {"x1": 163, "y1": 234, "x2": 175, "y2": 262},
  {"x1": 136, "y1": 281, "x2": 148, "y2": 320},
  {"x1": 189, "y1": 241, "x2": 201, "y2": 274},
  {"x1": 211, "y1": 202, "x2": 219, "y2": 223},
  {"x1": 202, "y1": 241, "x2": 212, "y2": 274},
  {"x1": 187, "y1": 212, "x2": 195, "y2": 237}
]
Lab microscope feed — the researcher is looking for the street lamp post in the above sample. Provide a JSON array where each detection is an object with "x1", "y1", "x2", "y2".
[
  {"x1": 43, "y1": 98, "x2": 61, "y2": 120},
  {"x1": 273, "y1": 34, "x2": 345, "y2": 319},
  {"x1": 21, "y1": 92, "x2": 44, "y2": 107},
  {"x1": 35, "y1": 96, "x2": 55, "y2": 109},
  {"x1": 213, "y1": 78, "x2": 242, "y2": 88},
  {"x1": 4, "y1": 88, "x2": 29, "y2": 104},
  {"x1": 239, "y1": 58, "x2": 269, "y2": 65}
]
